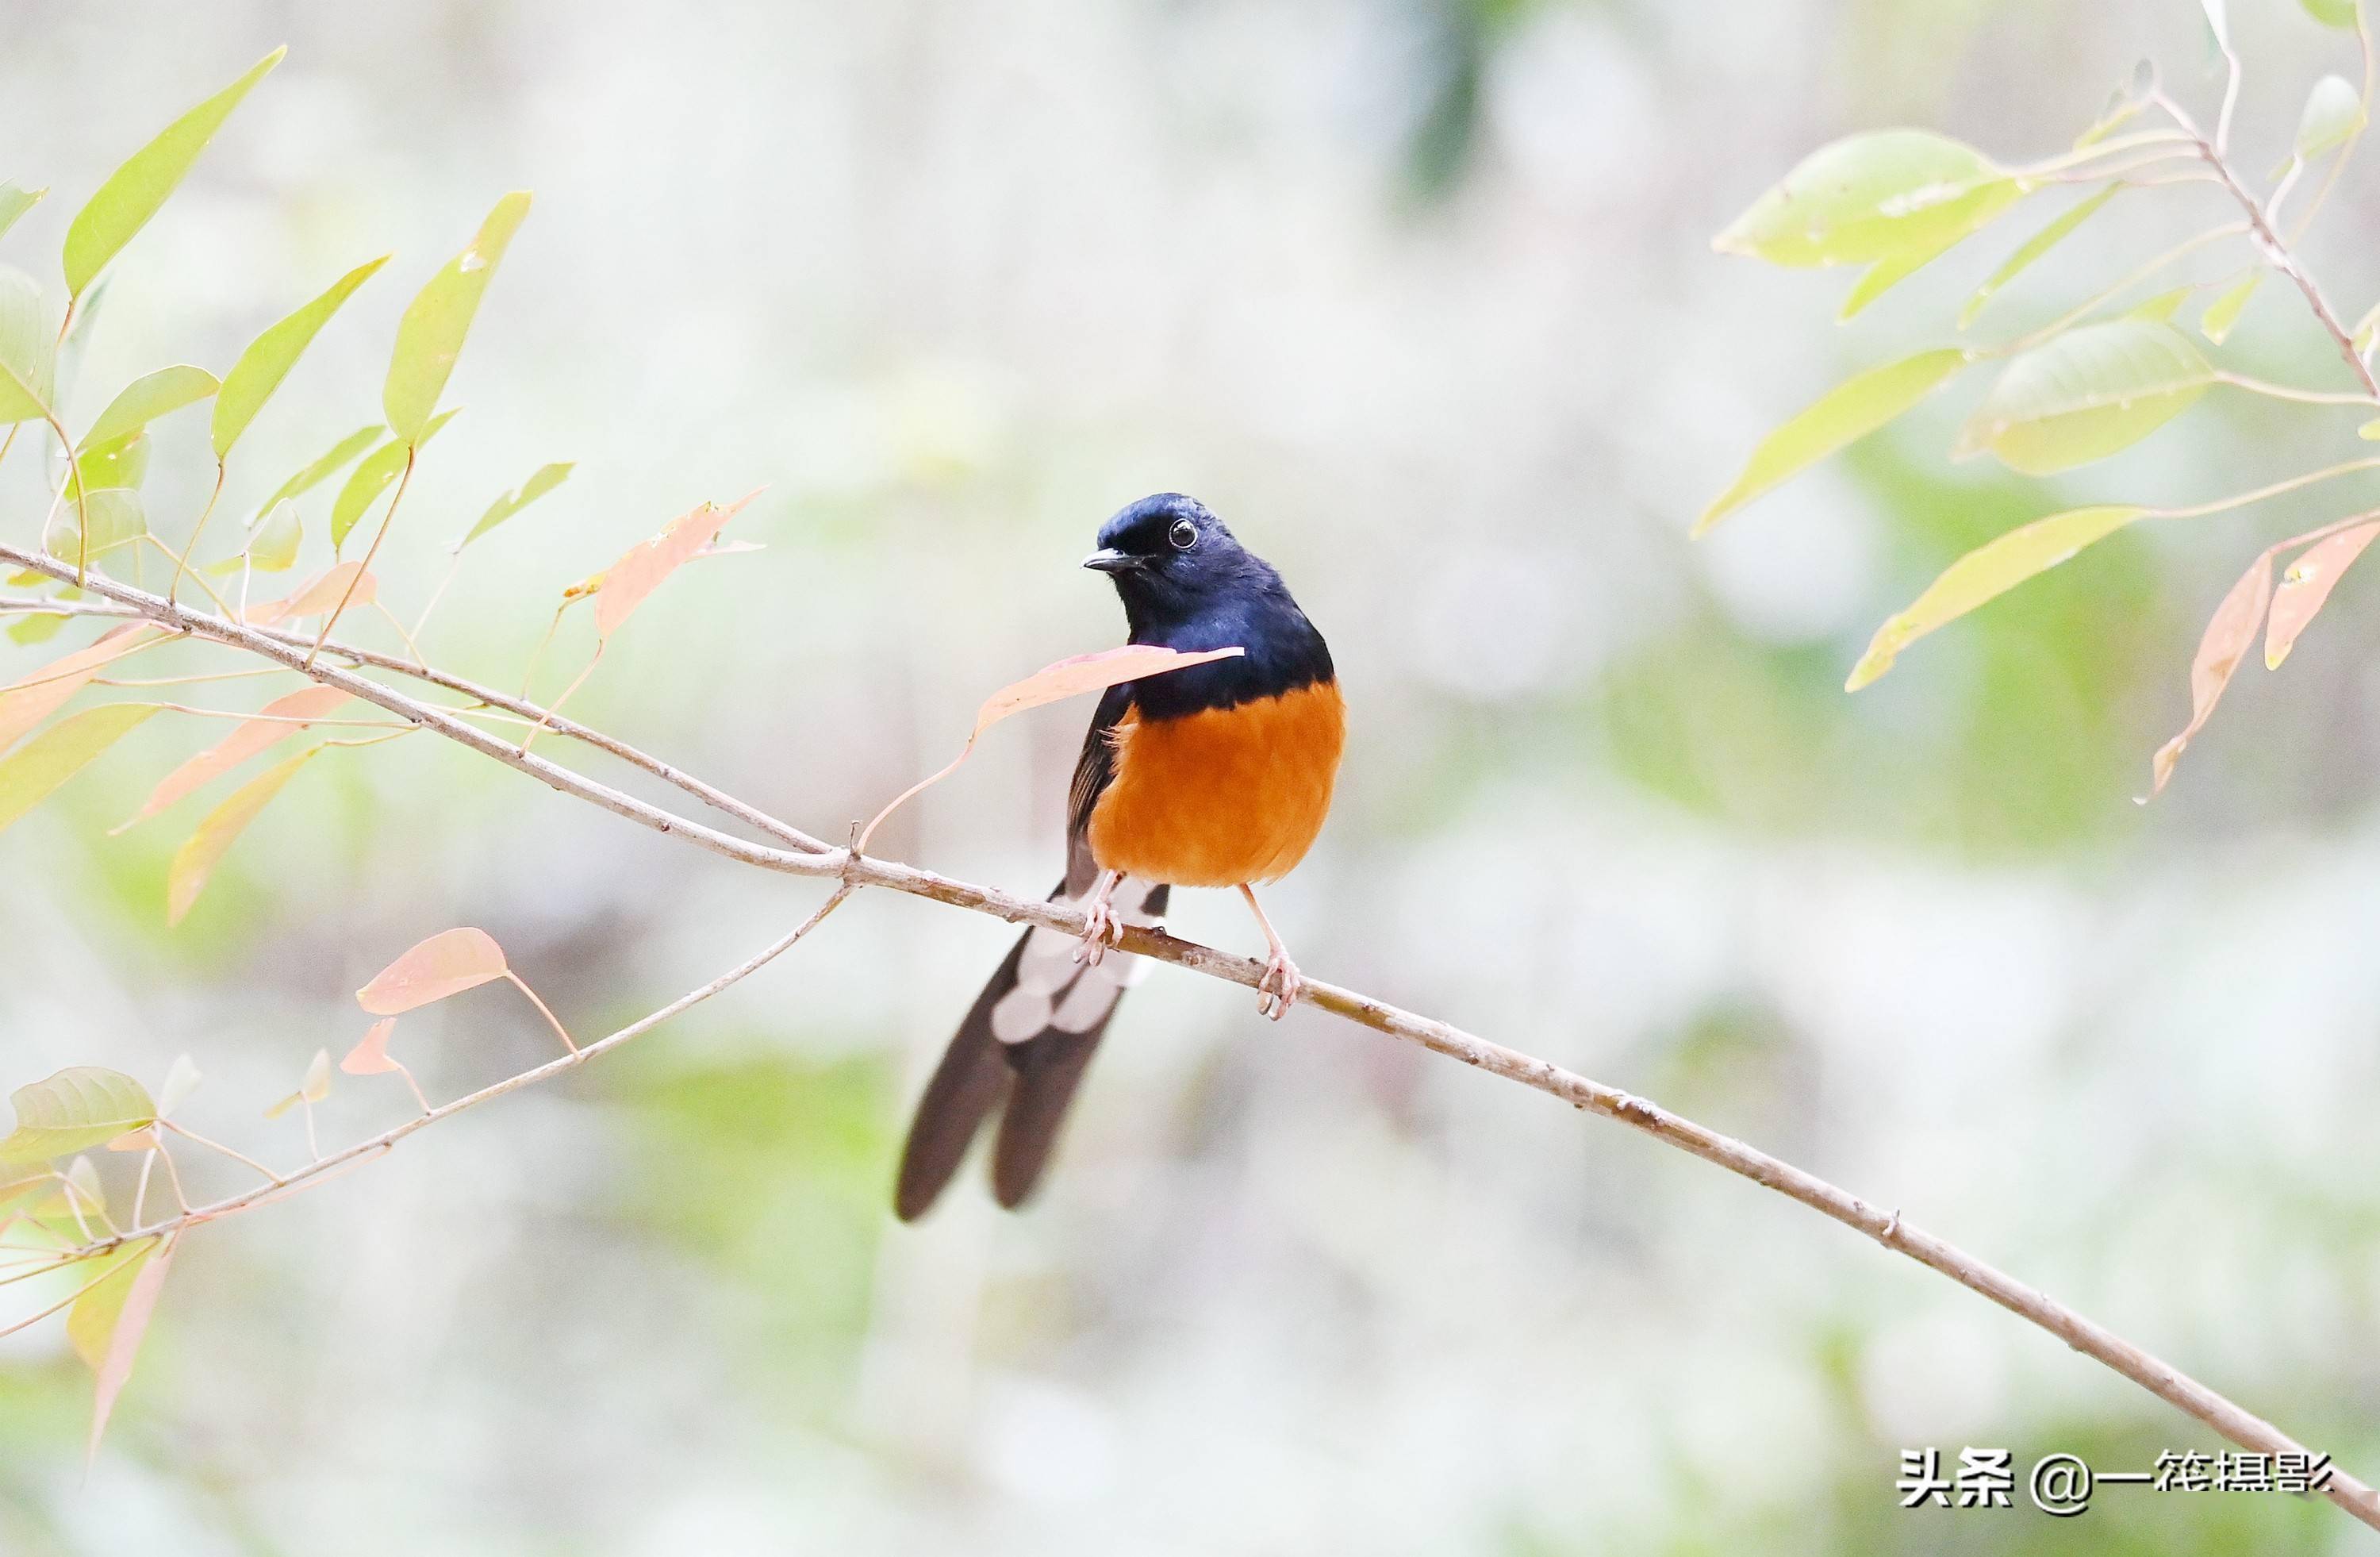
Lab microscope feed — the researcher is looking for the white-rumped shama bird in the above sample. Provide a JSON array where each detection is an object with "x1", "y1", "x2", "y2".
[{"x1": 895, "y1": 494, "x2": 1344, "y2": 1218}]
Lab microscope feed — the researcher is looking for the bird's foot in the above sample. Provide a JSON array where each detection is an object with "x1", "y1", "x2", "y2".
[
  {"x1": 1074, "y1": 878, "x2": 1126, "y2": 967},
  {"x1": 1255, "y1": 948, "x2": 1303, "y2": 1021}
]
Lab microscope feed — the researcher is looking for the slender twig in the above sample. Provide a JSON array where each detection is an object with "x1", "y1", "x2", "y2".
[
  {"x1": 2155, "y1": 88, "x2": 2380, "y2": 398},
  {"x1": 6, "y1": 544, "x2": 2379, "y2": 1529},
  {"x1": 309, "y1": 447, "x2": 413, "y2": 666},
  {"x1": 167, "y1": 461, "x2": 227, "y2": 606},
  {"x1": 504, "y1": 972, "x2": 578, "y2": 1054}
]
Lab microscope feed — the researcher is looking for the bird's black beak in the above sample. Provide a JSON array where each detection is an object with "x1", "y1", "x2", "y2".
[{"x1": 1082, "y1": 548, "x2": 1143, "y2": 574}]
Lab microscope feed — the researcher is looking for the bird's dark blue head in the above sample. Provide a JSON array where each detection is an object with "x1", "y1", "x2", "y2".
[
  {"x1": 1081, "y1": 494, "x2": 1270, "y2": 632},
  {"x1": 1083, "y1": 492, "x2": 1332, "y2": 713}
]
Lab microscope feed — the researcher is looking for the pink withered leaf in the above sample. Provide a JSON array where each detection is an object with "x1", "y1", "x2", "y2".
[
  {"x1": 857, "y1": 643, "x2": 1245, "y2": 851},
  {"x1": 593, "y1": 490, "x2": 759, "y2": 640},
  {"x1": 2264, "y1": 519, "x2": 2380, "y2": 671},
  {"x1": 2149, "y1": 549, "x2": 2274, "y2": 798},
  {"x1": 357, "y1": 928, "x2": 509, "y2": 1014},
  {"x1": 118, "y1": 683, "x2": 351, "y2": 830}
]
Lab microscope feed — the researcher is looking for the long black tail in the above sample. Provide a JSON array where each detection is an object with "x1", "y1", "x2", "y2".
[{"x1": 894, "y1": 878, "x2": 1166, "y2": 1219}]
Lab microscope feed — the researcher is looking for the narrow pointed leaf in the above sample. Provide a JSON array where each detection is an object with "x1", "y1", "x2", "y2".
[
  {"x1": 862, "y1": 643, "x2": 1248, "y2": 848},
  {"x1": 341, "y1": 1019, "x2": 400, "y2": 1075},
  {"x1": 44, "y1": 488, "x2": 148, "y2": 563},
  {"x1": 329, "y1": 408, "x2": 457, "y2": 548},
  {"x1": 299, "y1": 1049, "x2": 332, "y2": 1105},
  {"x1": 0, "y1": 703, "x2": 159, "y2": 834},
  {"x1": 81, "y1": 364, "x2": 217, "y2": 449},
  {"x1": 167, "y1": 748, "x2": 317, "y2": 924},
  {"x1": 1698, "y1": 350, "x2": 1967, "y2": 535},
  {"x1": 0, "y1": 625, "x2": 159, "y2": 755},
  {"x1": 357, "y1": 927, "x2": 509, "y2": 1013},
  {"x1": 2200, "y1": 273, "x2": 2260, "y2": 344},
  {"x1": 2151, "y1": 549, "x2": 2276, "y2": 794},
  {"x1": 1848, "y1": 505, "x2": 2150, "y2": 689},
  {"x1": 256, "y1": 425, "x2": 380, "y2": 515},
  {"x1": 1960, "y1": 184, "x2": 2120, "y2": 329},
  {"x1": 596, "y1": 492, "x2": 758, "y2": 638},
  {"x1": 157, "y1": 1055, "x2": 201, "y2": 1117},
  {"x1": 382, "y1": 192, "x2": 530, "y2": 444},
  {"x1": 461, "y1": 461, "x2": 574, "y2": 547},
  {"x1": 64, "y1": 49, "x2": 284, "y2": 297},
  {"x1": 2265, "y1": 520, "x2": 2380, "y2": 669},
  {"x1": 213, "y1": 256, "x2": 389, "y2": 457},
  {"x1": 75, "y1": 432, "x2": 151, "y2": 495},
  {"x1": 0, "y1": 262, "x2": 54, "y2": 423},
  {"x1": 69, "y1": 1240, "x2": 158, "y2": 1370},
  {"x1": 1714, "y1": 130, "x2": 2017, "y2": 268},
  {"x1": 0, "y1": 1067, "x2": 159, "y2": 1162},
  {"x1": 0, "y1": 182, "x2": 42, "y2": 244},
  {"x1": 121, "y1": 683, "x2": 349, "y2": 828},
  {"x1": 2304, "y1": 0, "x2": 2359, "y2": 27},
  {"x1": 2126, "y1": 287, "x2": 2191, "y2": 324},
  {"x1": 245, "y1": 561, "x2": 376, "y2": 626},
  {"x1": 1954, "y1": 319, "x2": 2213, "y2": 474},
  {"x1": 2297, "y1": 74, "x2": 2364, "y2": 160},
  {"x1": 85, "y1": 1235, "x2": 175, "y2": 1465},
  {"x1": 9, "y1": 614, "x2": 65, "y2": 647},
  {"x1": 247, "y1": 499, "x2": 301, "y2": 571}
]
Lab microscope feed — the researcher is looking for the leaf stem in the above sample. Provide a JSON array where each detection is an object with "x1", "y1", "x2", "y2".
[{"x1": 308, "y1": 445, "x2": 413, "y2": 667}]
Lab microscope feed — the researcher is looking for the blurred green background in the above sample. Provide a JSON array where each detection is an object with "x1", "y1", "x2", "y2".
[{"x1": 8, "y1": 0, "x2": 2380, "y2": 1551}]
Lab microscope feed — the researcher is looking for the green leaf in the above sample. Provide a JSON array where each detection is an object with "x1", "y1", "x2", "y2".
[
  {"x1": 2296, "y1": 75, "x2": 2364, "y2": 162},
  {"x1": 1697, "y1": 349, "x2": 1968, "y2": 535},
  {"x1": 2127, "y1": 287, "x2": 2192, "y2": 323},
  {"x1": 80, "y1": 364, "x2": 217, "y2": 449},
  {"x1": 44, "y1": 489, "x2": 147, "y2": 563},
  {"x1": 2200, "y1": 272, "x2": 2260, "y2": 344},
  {"x1": 63, "y1": 48, "x2": 285, "y2": 298},
  {"x1": 8, "y1": 613, "x2": 65, "y2": 647},
  {"x1": 329, "y1": 409, "x2": 457, "y2": 548},
  {"x1": 1960, "y1": 184, "x2": 2120, "y2": 329},
  {"x1": 2303, "y1": 0, "x2": 2360, "y2": 26},
  {"x1": 248, "y1": 500, "x2": 301, "y2": 571},
  {"x1": 0, "y1": 1067, "x2": 158, "y2": 1162},
  {"x1": 68, "y1": 1240, "x2": 158, "y2": 1371},
  {"x1": 74, "y1": 432, "x2": 150, "y2": 496},
  {"x1": 0, "y1": 702, "x2": 159, "y2": 836},
  {"x1": 168, "y1": 748, "x2": 315, "y2": 925},
  {"x1": 1837, "y1": 204, "x2": 1990, "y2": 320},
  {"x1": 1848, "y1": 505, "x2": 2150, "y2": 689},
  {"x1": 0, "y1": 262, "x2": 53, "y2": 424},
  {"x1": 461, "y1": 461, "x2": 574, "y2": 547},
  {"x1": 382, "y1": 192, "x2": 530, "y2": 444},
  {"x1": 255, "y1": 425, "x2": 381, "y2": 516},
  {"x1": 0, "y1": 182, "x2": 44, "y2": 244},
  {"x1": 1953, "y1": 318, "x2": 2214, "y2": 475},
  {"x1": 1714, "y1": 129, "x2": 2018, "y2": 269},
  {"x1": 212, "y1": 255, "x2": 390, "y2": 459}
]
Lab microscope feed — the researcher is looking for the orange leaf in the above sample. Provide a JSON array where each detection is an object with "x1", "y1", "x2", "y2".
[
  {"x1": 594, "y1": 491, "x2": 758, "y2": 639},
  {"x1": 118, "y1": 683, "x2": 350, "y2": 828},
  {"x1": 2265, "y1": 520, "x2": 2380, "y2": 670},
  {"x1": 86, "y1": 1234, "x2": 175, "y2": 1466},
  {"x1": 0, "y1": 624, "x2": 159, "y2": 756},
  {"x1": 2150, "y1": 550, "x2": 2274, "y2": 797},
  {"x1": 340, "y1": 1018, "x2": 398, "y2": 1075},
  {"x1": 858, "y1": 643, "x2": 1246, "y2": 851},
  {"x1": 245, "y1": 562, "x2": 377, "y2": 627},
  {"x1": 167, "y1": 748, "x2": 317, "y2": 925},
  {"x1": 103, "y1": 1128, "x2": 159, "y2": 1152},
  {"x1": 357, "y1": 927, "x2": 509, "y2": 1014}
]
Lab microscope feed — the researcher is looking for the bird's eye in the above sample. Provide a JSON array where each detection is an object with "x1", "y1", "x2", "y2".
[{"x1": 1168, "y1": 519, "x2": 1197, "y2": 551}]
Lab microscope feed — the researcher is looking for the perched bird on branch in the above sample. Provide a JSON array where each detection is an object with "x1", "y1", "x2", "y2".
[{"x1": 895, "y1": 494, "x2": 1345, "y2": 1218}]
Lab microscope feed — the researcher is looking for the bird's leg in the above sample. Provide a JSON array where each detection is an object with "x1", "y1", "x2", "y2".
[
  {"x1": 1074, "y1": 869, "x2": 1125, "y2": 966},
  {"x1": 1237, "y1": 883, "x2": 1302, "y2": 1021}
]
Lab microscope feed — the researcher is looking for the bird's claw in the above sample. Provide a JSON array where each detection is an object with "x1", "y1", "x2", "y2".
[
  {"x1": 1255, "y1": 951, "x2": 1303, "y2": 1021},
  {"x1": 1074, "y1": 895, "x2": 1125, "y2": 966}
]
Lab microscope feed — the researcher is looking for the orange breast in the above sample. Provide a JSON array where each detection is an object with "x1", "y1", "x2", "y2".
[{"x1": 1088, "y1": 679, "x2": 1345, "y2": 888}]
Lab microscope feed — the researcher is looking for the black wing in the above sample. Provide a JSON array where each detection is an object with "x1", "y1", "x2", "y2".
[{"x1": 1063, "y1": 681, "x2": 1134, "y2": 896}]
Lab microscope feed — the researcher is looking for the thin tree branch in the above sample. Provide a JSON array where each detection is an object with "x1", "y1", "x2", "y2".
[
  {"x1": 2155, "y1": 89, "x2": 2380, "y2": 398},
  {"x1": 4, "y1": 552, "x2": 2377, "y2": 1528}
]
